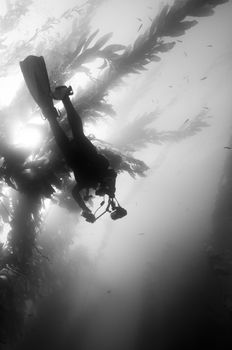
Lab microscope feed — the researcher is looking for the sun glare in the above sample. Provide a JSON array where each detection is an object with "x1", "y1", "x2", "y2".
[{"x1": 12, "y1": 124, "x2": 43, "y2": 149}]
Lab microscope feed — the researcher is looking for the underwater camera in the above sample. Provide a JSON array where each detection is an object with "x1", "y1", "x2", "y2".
[
  {"x1": 86, "y1": 197, "x2": 127, "y2": 223},
  {"x1": 110, "y1": 206, "x2": 127, "y2": 220}
]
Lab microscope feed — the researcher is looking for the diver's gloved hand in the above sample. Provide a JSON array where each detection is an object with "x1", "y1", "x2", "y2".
[{"x1": 82, "y1": 210, "x2": 96, "y2": 223}]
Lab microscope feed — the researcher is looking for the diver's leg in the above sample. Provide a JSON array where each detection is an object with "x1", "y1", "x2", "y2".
[
  {"x1": 43, "y1": 107, "x2": 71, "y2": 159},
  {"x1": 72, "y1": 184, "x2": 96, "y2": 222},
  {"x1": 52, "y1": 86, "x2": 84, "y2": 139},
  {"x1": 62, "y1": 96, "x2": 84, "y2": 140},
  {"x1": 72, "y1": 184, "x2": 90, "y2": 212}
]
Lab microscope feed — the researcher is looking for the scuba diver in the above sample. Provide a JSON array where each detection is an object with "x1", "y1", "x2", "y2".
[{"x1": 20, "y1": 55, "x2": 127, "y2": 223}]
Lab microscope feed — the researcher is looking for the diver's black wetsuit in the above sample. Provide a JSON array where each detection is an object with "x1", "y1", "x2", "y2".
[{"x1": 44, "y1": 96, "x2": 111, "y2": 190}]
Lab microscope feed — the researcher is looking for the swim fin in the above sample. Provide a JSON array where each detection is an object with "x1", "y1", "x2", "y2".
[{"x1": 20, "y1": 55, "x2": 54, "y2": 111}]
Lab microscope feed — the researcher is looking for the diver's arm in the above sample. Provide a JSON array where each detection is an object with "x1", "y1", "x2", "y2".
[
  {"x1": 72, "y1": 185, "x2": 91, "y2": 212},
  {"x1": 72, "y1": 185, "x2": 96, "y2": 223}
]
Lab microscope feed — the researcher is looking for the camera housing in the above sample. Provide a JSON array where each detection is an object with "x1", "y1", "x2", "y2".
[{"x1": 110, "y1": 207, "x2": 127, "y2": 220}]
